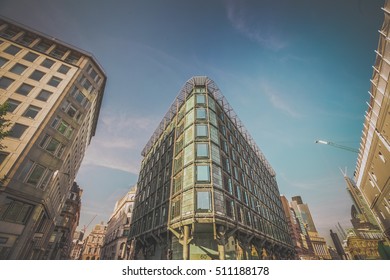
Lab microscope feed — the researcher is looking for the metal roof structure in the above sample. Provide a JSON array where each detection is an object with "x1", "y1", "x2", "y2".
[{"x1": 141, "y1": 76, "x2": 276, "y2": 177}]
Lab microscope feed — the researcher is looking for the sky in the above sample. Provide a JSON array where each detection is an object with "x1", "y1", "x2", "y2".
[{"x1": 0, "y1": 0, "x2": 385, "y2": 244}]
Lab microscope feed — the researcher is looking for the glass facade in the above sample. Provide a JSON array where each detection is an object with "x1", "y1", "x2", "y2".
[{"x1": 129, "y1": 77, "x2": 294, "y2": 260}]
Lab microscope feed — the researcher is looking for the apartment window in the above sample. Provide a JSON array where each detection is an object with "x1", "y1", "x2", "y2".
[
  {"x1": 23, "y1": 105, "x2": 41, "y2": 119},
  {"x1": 22, "y1": 52, "x2": 39, "y2": 62},
  {"x1": 4, "y1": 45, "x2": 21, "y2": 56},
  {"x1": 66, "y1": 105, "x2": 77, "y2": 118},
  {"x1": 196, "y1": 191, "x2": 211, "y2": 212},
  {"x1": 0, "y1": 57, "x2": 9, "y2": 67},
  {"x1": 29, "y1": 70, "x2": 45, "y2": 81},
  {"x1": 58, "y1": 64, "x2": 70, "y2": 74},
  {"x1": 45, "y1": 138, "x2": 60, "y2": 154},
  {"x1": 41, "y1": 58, "x2": 55, "y2": 69},
  {"x1": 90, "y1": 69, "x2": 99, "y2": 81},
  {"x1": 74, "y1": 91, "x2": 86, "y2": 105},
  {"x1": 8, "y1": 123, "x2": 28, "y2": 139},
  {"x1": 65, "y1": 52, "x2": 80, "y2": 64},
  {"x1": 196, "y1": 165, "x2": 210, "y2": 182},
  {"x1": 36, "y1": 89, "x2": 53, "y2": 101},
  {"x1": 0, "y1": 152, "x2": 9, "y2": 166},
  {"x1": 17, "y1": 33, "x2": 37, "y2": 46},
  {"x1": 10, "y1": 63, "x2": 27, "y2": 75},
  {"x1": 196, "y1": 94, "x2": 206, "y2": 104},
  {"x1": 0, "y1": 199, "x2": 33, "y2": 224},
  {"x1": 6, "y1": 99, "x2": 21, "y2": 113},
  {"x1": 1, "y1": 27, "x2": 19, "y2": 39},
  {"x1": 33, "y1": 40, "x2": 51, "y2": 52},
  {"x1": 26, "y1": 163, "x2": 46, "y2": 186},
  {"x1": 225, "y1": 199, "x2": 235, "y2": 218},
  {"x1": 196, "y1": 108, "x2": 207, "y2": 120},
  {"x1": 15, "y1": 83, "x2": 34, "y2": 96},
  {"x1": 196, "y1": 143, "x2": 209, "y2": 158},
  {"x1": 0, "y1": 77, "x2": 14, "y2": 89},
  {"x1": 196, "y1": 124, "x2": 208, "y2": 138},
  {"x1": 57, "y1": 120, "x2": 69, "y2": 134},
  {"x1": 48, "y1": 76, "x2": 62, "y2": 87}
]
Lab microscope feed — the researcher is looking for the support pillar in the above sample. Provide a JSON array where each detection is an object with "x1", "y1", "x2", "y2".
[{"x1": 183, "y1": 225, "x2": 190, "y2": 260}]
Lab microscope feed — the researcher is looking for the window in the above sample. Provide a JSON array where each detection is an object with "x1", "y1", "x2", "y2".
[
  {"x1": 17, "y1": 33, "x2": 37, "y2": 46},
  {"x1": 10, "y1": 63, "x2": 27, "y2": 75},
  {"x1": 22, "y1": 52, "x2": 39, "y2": 62},
  {"x1": 41, "y1": 58, "x2": 55, "y2": 69},
  {"x1": 196, "y1": 143, "x2": 209, "y2": 158},
  {"x1": 196, "y1": 94, "x2": 206, "y2": 104},
  {"x1": 0, "y1": 152, "x2": 9, "y2": 166},
  {"x1": 8, "y1": 123, "x2": 28, "y2": 138},
  {"x1": 196, "y1": 191, "x2": 211, "y2": 212},
  {"x1": 0, "y1": 77, "x2": 14, "y2": 89},
  {"x1": 33, "y1": 40, "x2": 51, "y2": 52},
  {"x1": 66, "y1": 105, "x2": 77, "y2": 118},
  {"x1": 196, "y1": 165, "x2": 210, "y2": 182},
  {"x1": 58, "y1": 64, "x2": 70, "y2": 74},
  {"x1": 29, "y1": 70, "x2": 45, "y2": 81},
  {"x1": 4, "y1": 45, "x2": 21, "y2": 56},
  {"x1": 23, "y1": 105, "x2": 41, "y2": 119},
  {"x1": 196, "y1": 124, "x2": 208, "y2": 138},
  {"x1": 196, "y1": 108, "x2": 207, "y2": 119},
  {"x1": 0, "y1": 199, "x2": 33, "y2": 224},
  {"x1": 0, "y1": 57, "x2": 9, "y2": 67},
  {"x1": 6, "y1": 99, "x2": 21, "y2": 113},
  {"x1": 15, "y1": 83, "x2": 34, "y2": 96},
  {"x1": 45, "y1": 138, "x2": 60, "y2": 154},
  {"x1": 48, "y1": 76, "x2": 62, "y2": 87},
  {"x1": 36, "y1": 89, "x2": 52, "y2": 101},
  {"x1": 26, "y1": 163, "x2": 46, "y2": 186}
]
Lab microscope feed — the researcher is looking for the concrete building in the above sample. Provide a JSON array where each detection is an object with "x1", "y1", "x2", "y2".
[
  {"x1": 101, "y1": 186, "x2": 136, "y2": 260},
  {"x1": 353, "y1": 0, "x2": 390, "y2": 240},
  {"x1": 280, "y1": 195, "x2": 315, "y2": 259},
  {"x1": 69, "y1": 230, "x2": 84, "y2": 260},
  {"x1": 45, "y1": 182, "x2": 82, "y2": 259},
  {"x1": 80, "y1": 223, "x2": 106, "y2": 260},
  {"x1": 128, "y1": 76, "x2": 295, "y2": 260},
  {"x1": 329, "y1": 230, "x2": 347, "y2": 260},
  {"x1": 0, "y1": 17, "x2": 106, "y2": 259},
  {"x1": 290, "y1": 196, "x2": 331, "y2": 260}
]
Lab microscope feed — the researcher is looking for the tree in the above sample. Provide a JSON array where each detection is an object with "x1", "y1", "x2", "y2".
[{"x1": 0, "y1": 102, "x2": 10, "y2": 150}]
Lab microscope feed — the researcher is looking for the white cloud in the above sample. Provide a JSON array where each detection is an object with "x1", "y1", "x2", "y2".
[
  {"x1": 81, "y1": 109, "x2": 159, "y2": 174},
  {"x1": 226, "y1": 1, "x2": 287, "y2": 51},
  {"x1": 260, "y1": 81, "x2": 301, "y2": 118}
]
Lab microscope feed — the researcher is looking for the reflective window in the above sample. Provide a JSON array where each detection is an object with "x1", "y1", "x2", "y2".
[
  {"x1": 196, "y1": 165, "x2": 210, "y2": 182},
  {"x1": 196, "y1": 124, "x2": 208, "y2": 138},
  {"x1": 196, "y1": 94, "x2": 206, "y2": 104},
  {"x1": 8, "y1": 123, "x2": 28, "y2": 138},
  {"x1": 0, "y1": 57, "x2": 9, "y2": 67},
  {"x1": 6, "y1": 99, "x2": 21, "y2": 113},
  {"x1": 10, "y1": 63, "x2": 27, "y2": 75},
  {"x1": 23, "y1": 105, "x2": 41, "y2": 119},
  {"x1": 4, "y1": 45, "x2": 21, "y2": 56},
  {"x1": 47, "y1": 76, "x2": 62, "y2": 87},
  {"x1": 41, "y1": 58, "x2": 55, "y2": 69},
  {"x1": 196, "y1": 143, "x2": 208, "y2": 158},
  {"x1": 22, "y1": 52, "x2": 39, "y2": 62},
  {"x1": 0, "y1": 77, "x2": 14, "y2": 89},
  {"x1": 196, "y1": 108, "x2": 207, "y2": 119},
  {"x1": 15, "y1": 83, "x2": 34, "y2": 96},
  {"x1": 36, "y1": 89, "x2": 53, "y2": 102},
  {"x1": 29, "y1": 70, "x2": 45, "y2": 81},
  {"x1": 197, "y1": 191, "x2": 211, "y2": 212}
]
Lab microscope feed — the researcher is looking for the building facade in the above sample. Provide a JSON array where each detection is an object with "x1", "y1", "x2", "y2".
[
  {"x1": 101, "y1": 186, "x2": 136, "y2": 260},
  {"x1": 354, "y1": 0, "x2": 390, "y2": 240},
  {"x1": 0, "y1": 17, "x2": 106, "y2": 259},
  {"x1": 80, "y1": 223, "x2": 106, "y2": 260},
  {"x1": 290, "y1": 196, "x2": 331, "y2": 260},
  {"x1": 45, "y1": 182, "x2": 82, "y2": 259},
  {"x1": 128, "y1": 76, "x2": 295, "y2": 260},
  {"x1": 69, "y1": 230, "x2": 84, "y2": 260}
]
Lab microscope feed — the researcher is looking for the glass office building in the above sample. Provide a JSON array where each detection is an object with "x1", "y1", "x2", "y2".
[{"x1": 129, "y1": 76, "x2": 294, "y2": 260}]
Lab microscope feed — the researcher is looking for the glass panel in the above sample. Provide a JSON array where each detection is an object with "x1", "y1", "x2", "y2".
[
  {"x1": 197, "y1": 191, "x2": 211, "y2": 212},
  {"x1": 41, "y1": 58, "x2": 55, "y2": 69},
  {"x1": 16, "y1": 83, "x2": 34, "y2": 96},
  {"x1": 10, "y1": 63, "x2": 27, "y2": 75},
  {"x1": 6, "y1": 99, "x2": 21, "y2": 113},
  {"x1": 36, "y1": 90, "x2": 52, "y2": 101},
  {"x1": 196, "y1": 124, "x2": 208, "y2": 138},
  {"x1": 29, "y1": 70, "x2": 45, "y2": 81},
  {"x1": 23, "y1": 105, "x2": 41, "y2": 119},
  {"x1": 0, "y1": 77, "x2": 14, "y2": 89},
  {"x1": 9, "y1": 123, "x2": 28, "y2": 138},
  {"x1": 196, "y1": 108, "x2": 207, "y2": 119},
  {"x1": 22, "y1": 52, "x2": 39, "y2": 62},
  {"x1": 26, "y1": 164, "x2": 46, "y2": 186},
  {"x1": 196, "y1": 94, "x2": 206, "y2": 104},
  {"x1": 196, "y1": 143, "x2": 208, "y2": 158},
  {"x1": 4, "y1": 45, "x2": 21, "y2": 55},
  {"x1": 196, "y1": 165, "x2": 210, "y2": 182},
  {"x1": 46, "y1": 138, "x2": 60, "y2": 153}
]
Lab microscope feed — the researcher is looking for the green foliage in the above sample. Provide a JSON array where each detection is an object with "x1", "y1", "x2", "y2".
[{"x1": 0, "y1": 102, "x2": 10, "y2": 150}]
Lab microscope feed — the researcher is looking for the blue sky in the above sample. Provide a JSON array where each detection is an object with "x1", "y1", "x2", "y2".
[{"x1": 1, "y1": 0, "x2": 384, "y2": 242}]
